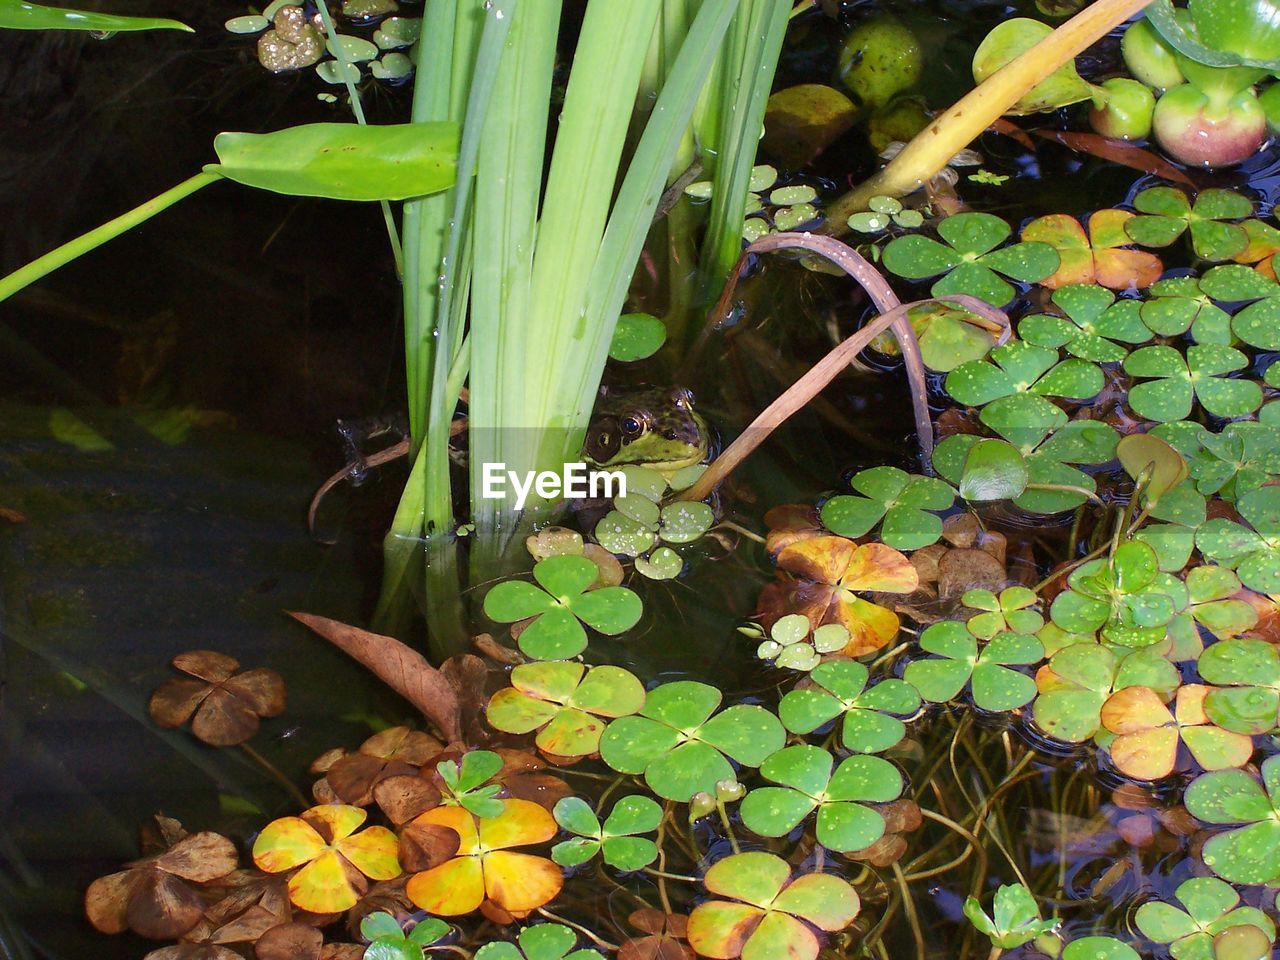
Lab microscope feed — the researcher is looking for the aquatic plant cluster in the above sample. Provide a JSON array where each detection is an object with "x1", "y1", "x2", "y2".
[{"x1": 84, "y1": 173, "x2": 1280, "y2": 959}]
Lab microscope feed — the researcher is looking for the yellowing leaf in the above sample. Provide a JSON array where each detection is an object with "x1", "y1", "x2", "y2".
[{"x1": 252, "y1": 817, "x2": 326, "y2": 873}]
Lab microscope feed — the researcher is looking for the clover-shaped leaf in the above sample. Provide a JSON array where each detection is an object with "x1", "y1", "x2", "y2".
[
  {"x1": 1185, "y1": 755, "x2": 1280, "y2": 885},
  {"x1": 1033, "y1": 643, "x2": 1179, "y2": 743},
  {"x1": 483, "y1": 556, "x2": 643, "y2": 660},
  {"x1": 551, "y1": 795, "x2": 662, "y2": 871},
  {"x1": 963, "y1": 586, "x2": 1044, "y2": 638},
  {"x1": 405, "y1": 799, "x2": 562, "y2": 917},
  {"x1": 686, "y1": 852, "x2": 859, "y2": 960},
  {"x1": 438, "y1": 750, "x2": 506, "y2": 818},
  {"x1": 883, "y1": 212, "x2": 1060, "y2": 306},
  {"x1": 487, "y1": 662, "x2": 645, "y2": 760},
  {"x1": 778, "y1": 659, "x2": 920, "y2": 753},
  {"x1": 762, "y1": 537, "x2": 919, "y2": 656},
  {"x1": 883, "y1": 301, "x2": 999, "y2": 373},
  {"x1": 1162, "y1": 565, "x2": 1258, "y2": 660},
  {"x1": 1022, "y1": 210, "x2": 1163, "y2": 290},
  {"x1": 1125, "y1": 187, "x2": 1253, "y2": 262},
  {"x1": 903, "y1": 621, "x2": 1043, "y2": 712},
  {"x1": 148, "y1": 650, "x2": 286, "y2": 747},
  {"x1": 1140, "y1": 276, "x2": 1233, "y2": 345},
  {"x1": 1019, "y1": 284, "x2": 1150, "y2": 362},
  {"x1": 740, "y1": 745, "x2": 903, "y2": 852},
  {"x1": 1123, "y1": 345, "x2": 1261, "y2": 423},
  {"x1": 1050, "y1": 540, "x2": 1182, "y2": 647},
  {"x1": 754, "y1": 615, "x2": 851, "y2": 672},
  {"x1": 1135, "y1": 876, "x2": 1275, "y2": 960},
  {"x1": 475, "y1": 923, "x2": 603, "y2": 960},
  {"x1": 599, "y1": 681, "x2": 785, "y2": 802},
  {"x1": 1182, "y1": 421, "x2": 1280, "y2": 503},
  {"x1": 1196, "y1": 486, "x2": 1280, "y2": 594},
  {"x1": 820, "y1": 466, "x2": 955, "y2": 550},
  {"x1": 1197, "y1": 637, "x2": 1280, "y2": 734},
  {"x1": 252, "y1": 804, "x2": 401, "y2": 913},
  {"x1": 945, "y1": 339, "x2": 1103, "y2": 409},
  {"x1": 1100, "y1": 684, "x2": 1254, "y2": 780},
  {"x1": 361, "y1": 913, "x2": 450, "y2": 960},
  {"x1": 1062, "y1": 937, "x2": 1138, "y2": 960},
  {"x1": 963, "y1": 883, "x2": 1058, "y2": 950}
]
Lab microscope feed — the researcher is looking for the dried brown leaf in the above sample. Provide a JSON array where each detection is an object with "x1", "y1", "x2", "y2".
[
  {"x1": 287, "y1": 612, "x2": 461, "y2": 743},
  {"x1": 255, "y1": 922, "x2": 323, "y2": 960}
]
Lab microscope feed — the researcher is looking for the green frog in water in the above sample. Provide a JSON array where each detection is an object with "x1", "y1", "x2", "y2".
[{"x1": 583, "y1": 386, "x2": 711, "y2": 479}]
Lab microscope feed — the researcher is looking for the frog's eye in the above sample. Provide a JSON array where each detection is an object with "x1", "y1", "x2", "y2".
[{"x1": 620, "y1": 416, "x2": 643, "y2": 437}]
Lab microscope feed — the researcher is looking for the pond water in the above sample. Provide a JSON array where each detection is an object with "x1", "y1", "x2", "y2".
[{"x1": 5, "y1": 2, "x2": 1280, "y2": 959}]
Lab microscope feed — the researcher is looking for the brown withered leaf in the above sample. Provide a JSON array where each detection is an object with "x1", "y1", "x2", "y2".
[
  {"x1": 86, "y1": 832, "x2": 238, "y2": 939},
  {"x1": 440, "y1": 654, "x2": 491, "y2": 745},
  {"x1": 287, "y1": 612, "x2": 461, "y2": 743},
  {"x1": 621, "y1": 909, "x2": 694, "y2": 960},
  {"x1": 200, "y1": 869, "x2": 291, "y2": 930},
  {"x1": 397, "y1": 821, "x2": 461, "y2": 872},
  {"x1": 255, "y1": 922, "x2": 324, "y2": 960},
  {"x1": 847, "y1": 833, "x2": 908, "y2": 868},
  {"x1": 472, "y1": 632, "x2": 524, "y2": 666},
  {"x1": 150, "y1": 651, "x2": 286, "y2": 747},
  {"x1": 144, "y1": 945, "x2": 240, "y2": 960},
  {"x1": 373, "y1": 775, "x2": 443, "y2": 825},
  {"x1": 320, "y1": 947, "x2": 364, "y2": 960},
  {"x1": 763, "y1": 503, "x2": 824, "y2": 557},
  {"x1": 326, "y1": 726, "x2": 442, "y2": 805}
]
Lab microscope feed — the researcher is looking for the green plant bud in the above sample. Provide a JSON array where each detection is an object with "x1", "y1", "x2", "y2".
[
  {"x1": 1089, "y1": 77, "x2": 1156, "y2": 140},
  {"x1": 688, "y1": 792, "x2": 716, "y2": 823},
  {"x1": 1152, "y1": 83, "x2": 1266, "y2": 167},
  {"x1": 715, "y1": 779, "x2": 746, "y2": 803},
  {"x1": 1121, "y1": 19, "x2": 1184, "y2": 90}
]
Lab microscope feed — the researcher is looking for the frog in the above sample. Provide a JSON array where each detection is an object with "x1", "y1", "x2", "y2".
[{"x1": 582, "y1": 385, "x2": 711, "y2": 478}]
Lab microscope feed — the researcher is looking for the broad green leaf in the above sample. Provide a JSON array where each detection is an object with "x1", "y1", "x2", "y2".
[{"x1": 0, "y1": 0, "x2": 190, "y2": 31}]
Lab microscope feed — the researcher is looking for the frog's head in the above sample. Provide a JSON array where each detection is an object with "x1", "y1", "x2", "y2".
[{"x1": 583, "y1": 386, "x2": 709, "y2": 475}]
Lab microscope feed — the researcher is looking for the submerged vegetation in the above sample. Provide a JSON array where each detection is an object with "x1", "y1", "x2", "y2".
[{"x1": 12, "y1": 0, "x2": 1280, "y2": 958}]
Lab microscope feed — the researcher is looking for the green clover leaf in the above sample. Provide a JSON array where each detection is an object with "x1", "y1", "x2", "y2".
[
  {"x1": 486, "y1": 661, "x2": 646, "y2": 759},
  {"x1": 739, "y1": 745, "x2": 903, "y2": 852},
  {"x1": 903, "y1": 621, "x2": 1043, "y2": 712},
  {"x1": 778, "y1": 660, "x2": 921, "y2": 753},
  {"x1": 755, "y1": 616, "x2": 850, "y2": 673},
  {"x1": 1196, "y1": 485, "x2": 1280, "y2": 593},
  {"x1": 437, "y1": 750, "x2": 505, "y2": 818},
  {"x1": 599, "y1": 681, "x2": 785, "y2": 802},
  {"x1": 1061, "y1": 937, "x2": 1138, "y2": 960},
  {"x1": 1197, "y1": 637, "x2": 1280, "y2": 734},
  {"x1": 475, "y1": 924, "x2": 603, "y2": 960},
  {"x1": 483, "y1": 555, "x2": 644, "y2": 660},
  {"x1": 362, "y1": 913, "x2": 450, "y2": 960},
  {"x1": 1163, "y1": 565, "x2": 1257, "y2": 661},
  {"x1": 1139, "y1": 276, "x2": 1233, "y2": 345},
  {"x1": 1185, "y1": 755, "x2": 1280, "y2": 885},
  {"x1": 1124, "y1": 187, "x2": 1252, "y2": 262},
  {"x1": 1123, "y1": 344, "x2": 1261, "y2": 423},
  {"x1": 962, "y1": 586, "x2": 1044, "y2": 638},
  {"x1": 1135, "y1": 876, "x2": 1275, "y2": 960},
  {"x1": 550, "y1": 795, "x2": 662, "y2": 871},
  {"x1": 944, "y1": 339, "x2": 1103, "y2": 408},
  {"x1": 883, "y1": 212, "x2": 1060, "y2": 306},
  {"x1": 1169, "y1": 420, "x2": 1280, "y2": 504},
  {"x1": 820, "y1": 466, "x2": 956, "y2": 550},
  {"x1": 963, "y1": 883, "x2": 1058, "y2": 950},
  {"x1": 1049, "y1": 540, "x2": 1182, "y2": 647},
  {"x1": 1018, "y1": 284, "x2": 1151, "y2": 362}
]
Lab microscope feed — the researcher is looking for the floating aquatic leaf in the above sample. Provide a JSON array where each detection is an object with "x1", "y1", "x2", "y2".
[
  {"x1": 1135, "y1": 875, "x2": 1274, "y2": 960},
  {"x1": 740, "y1": 746, "x2": 902, "y2": 852},
  {"x1": 225, "y1": 14, "x2": 268, "y2": 33},
  {"x1": 1023, "y1": 210, "x2": 1164, "y2": 291},
  {"x1": 253, "y1": 804, "x2": 399, "y2": 913},
  {"x1": 1018, "y1": 284, "x2": 1150, "y2": 362},
  {"x1": 1061, "y1": 937, "x2": 1138, "y2": 960},
  {"x1": 883, "y1": 212, "x2": 1060, "y2": 306},
  {"x1": 1050, "y1": 540, "x2": 1180, "y2": 647},
  {"x1": 1123, "y1": 344, "x2": 1261, "y2": 422},
  {"x1": 1185, "y1": 755, "x2": 1280, "y2": 885},
  {"x1": 1032, "y1": 643, "x2": 1179, "y2": 743},
  {"x1": 778, "y1": 660, "x2": 920, "y2": 753},
  {"x1": 903, "y1": 621, "x2": 1043, "y2": 712},
  {"x1": 599, "y1": 681, "x2": 785, "y2": 802},
  {"x1": 962, "y1": 586, "x2": 1044, "y2": 639},
  {"x1": 686, "y1": 852, "x2": 859, "y2": 960},
  {"x1": 820, "y1": 466, "x2": 955, "y2": 550},
  {"x1": 149, "y1": 650, "x2": 285, "y2": 747},
  {"x1": 1196, "y1": 486, "x2": 1280, "y2": 594},
  {"x1": 1124, "y1": 187, "x2": 1253, "y2": 262},
  {"x1": 1196, "y1": 637, "x2": 1280, "y2": 734},
  {"x1": 551, "y1": 795, "x2": 662, "y2": 871},
  {"x1": 486, "y1": 662, "x2": 645, "y2": 761},
  {"x1": 371, "y1": 53, "x2": 414, "y2": 80},
  {"x1": 972, "y1": 19, "x2": 1095, "y2": 114},
  {"x1": 483, "y1": 555, "x2": 643, "y2": 660},
  {"x1": 610, "y1": 313, "x2": 667, "y2": 362},
  {"x1": 1139, "y1": 276, "x2": 1233, "y2": 345},
  {"x1": 405, "y1": 800, "x2": 561, "y2": 917},
  {"x1": 475, "y1": 923, "x2": 602, "y2": 960},
  {"x1": 1100, "y1": 684, "x2": 1253, "y2": 780}
]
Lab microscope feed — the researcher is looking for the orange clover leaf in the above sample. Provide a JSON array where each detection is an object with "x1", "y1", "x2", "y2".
[
  {"x1": 252, "y1": 803, "x2": 400, "y2": 913},
  {"x1": 1022, "y1": 210, "x2": 1163, "y2": 291},
  {"x1": 405, "y1": 799, "x2": 562, "y2": 918},
  {"x1": 686, "y1": 852, "x2": 859, "y2": 960},
  {"x1": 768, "y1": 537, "x2": 917, "y2": 656},
  {"x1": 1101, "y1": 684, "x2": 1253, "y2": 781}
]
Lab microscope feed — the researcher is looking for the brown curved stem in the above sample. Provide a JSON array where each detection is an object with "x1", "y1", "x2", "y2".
[{"x1": 678, "y1": 233, "x2": 1010, "y2": 502}]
